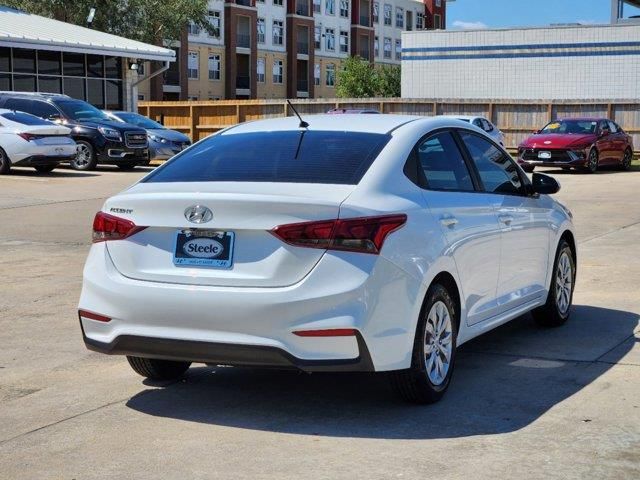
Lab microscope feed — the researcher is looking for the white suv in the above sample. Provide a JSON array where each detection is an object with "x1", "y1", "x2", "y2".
[{"x1": 79, "y1": 115, "x2": 576, "y2": 404}]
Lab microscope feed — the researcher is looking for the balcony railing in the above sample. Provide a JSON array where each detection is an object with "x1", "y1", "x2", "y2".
[
  {"x1": 237, "y1": 34, "x2": 251, "y2": 48},
  {"x1": 297, "y1": 79, "x2": 309, "y2": 92},
  {"x1": 359, "y1": 49, "x2": 370, "y2": 61},
  {"x1": 296, "y1": 0, "x2": 310, "y2": 16},
  {"x1": 297, "y1": 41, "x2": 309, "y2": 55},
  {"x1": 359, "y1": 15, "x2": 370, "y2": 27},
  {"x1": 236, "y1": 0, "x2": 252, "y2": 6},
  {"x1": 164, "y1": 70, "x2": 180, "y2": 86},
  {"x1": 236, "y1": 75, "x2": 250, "y2": 89}
]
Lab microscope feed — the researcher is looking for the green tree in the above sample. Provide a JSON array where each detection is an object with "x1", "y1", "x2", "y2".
[
  {"x1": 335, "y1": 56, "x2": 381, "y2": 98},
  {"x1": 335, "y1": 56, "x2": 401, "y2": 98},
  {"x1": 3, "y1": 0, "x2": 212, "y2": 44}
]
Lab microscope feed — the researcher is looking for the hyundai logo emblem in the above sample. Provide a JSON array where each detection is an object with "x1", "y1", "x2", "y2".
[{"x1": 184, "y1": 205, "x2": 213, "y2": 224}]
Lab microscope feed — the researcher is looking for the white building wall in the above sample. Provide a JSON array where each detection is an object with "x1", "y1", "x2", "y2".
[
  {"x1": 314, "y1": 0, "x2": 352, "y2": 59},
  {"x1": 257, "y1": 0, "x2": 287, "y2": 53},
  {"x1": 402, "y1": 24, "x2": 640, "y2": 100},
  {"x1": 374, "y1": 0, "x2": 425, "y2": 64},
  {"x1": 188, "y1": 0, "x2": 225, "y2": 47}
]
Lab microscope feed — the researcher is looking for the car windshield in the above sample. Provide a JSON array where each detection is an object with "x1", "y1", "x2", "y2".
[
  {"x1": 56, "y1": 100, "x2": 110, "y2": 122},
  {"x1": 113, "y1": 112, "x2": 164, "y2": 129},
  {"x1": 541, "y1": 120, "x2": 598, "y2": 134},
  {"x1": 1, "y1": 112, "x2": 53, "y2": 126},
  {"x1": 144, "y1": 130, "x2": 391, "y2": 185}
]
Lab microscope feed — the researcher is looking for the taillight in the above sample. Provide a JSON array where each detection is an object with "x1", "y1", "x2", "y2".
[
  {"x1": 92, "y1": 211, "x2": 145, "y2": 243},
  {"x1": 270, "y1": 214, "x2": 407, "y2": 254},
  {"x1": 18, "y1": 133, "x2": 38, "y2": 142}
]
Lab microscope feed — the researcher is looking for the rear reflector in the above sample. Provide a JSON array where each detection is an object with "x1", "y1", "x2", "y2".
[
  {"x1": 78, "y1": 309, "x2": 111, "y2": 323},
  {"x1": 293, "y1": 328, "x2": 357, "y2": 337},
  {"x1": 92, "y1": 211, "x2": 145, "y2": 243},
  {"x1": 270, "y1": 214, "x2": 407, "y2": 254}
]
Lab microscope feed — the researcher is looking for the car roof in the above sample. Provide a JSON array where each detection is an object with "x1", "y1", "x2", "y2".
[
  {"x1": 449, "y1": 115, "x2": 481, "y2": 121},
  {"x1": 557, "y1": 117, "x2": 606, "y2": 122}
]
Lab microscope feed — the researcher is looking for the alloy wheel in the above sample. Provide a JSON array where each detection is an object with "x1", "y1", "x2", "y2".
[
  {"x1": 74, "y1": 144, "x2": 92, "y2": 168},
  {"x1": 424, "y1": 300, "x2": 453, "y2": 386},
  {"x1": 588, "y1": 150, "x2": 598, "y2": 173},
  {"x1": 622, "y1": 150, "x2": 632, "y2": 170},
  {"x1": 555, "y1": 252, "x2": 573, "y2": 315}
]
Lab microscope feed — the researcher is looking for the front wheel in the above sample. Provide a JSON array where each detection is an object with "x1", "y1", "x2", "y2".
[
  {"x1": 586, "y1": 149, "x2": 598, "y2": 173},
  {"x1": 34, "y1": 164, "x2": 57, "y2": 173},
  {"x1": 620, "y1": 149, "x2": 633, "y2": 171},
  {"x1": 532, "y1": 239, "x2": 575, "y2": 327},
  {"x1": 0, "y1": 147, "x2": 10, "y2": 174},
  {"x1": 127, "y1": 356, "x2": 191, "y2": 380},
  {"x1": 390, "y1": 284, "x2": 458, "y2": 404},
  {"x1": 71, "y1": 141, "x2": 97, "y2": 170}
]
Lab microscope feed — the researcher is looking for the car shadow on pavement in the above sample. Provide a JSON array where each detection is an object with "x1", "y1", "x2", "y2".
[
  {"x1": 6, "y1": 168, "x2": 99, "y2": 178},
  {"x1": 126, "y1": 305, "x2": 638, "y2": 439}
]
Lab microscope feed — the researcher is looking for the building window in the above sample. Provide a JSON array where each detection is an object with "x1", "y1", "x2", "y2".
[
  {"x1": 373, "y1": 2, "x2": 379, "y2": 23},
  {"x1": 314, "y1": 25, "x2": 321, "y2": 50},
  {"x1": 188, "y1": 95, "x2": 199, "y2": 101},
  {"x1": 396, "y1": 7, "x2": 403, "y2": 28},
  {"x1": 374, "y1": 36, "x2": 379, "y2": 57},
  {"x1": 340, "y1": 0, "x2": 349, "y2": 17},
  {"x1": 434, "y1": 14, "x2": 442, "y2": 29},
  {"x1": 326, "y1": 63, "x2": 335, "y2": 86},
  {"x1": 208, "y1": 54, "x2": 220, "y2": 80},
  {"x1": 313, "y1": 0, "x2": 321, "y2": 13},
  {"x1": 436, "y1": 0, "x2": 442, "y2": 6},
  {"x1": 257, "y1": 0, "x2": 264, "y2": 3},
  {"x1": 272, "y1": 60, "x2": 283, "y2": 83},
  {"x1": 274, "y1": 0, "x2": 283, "y2": 6},
  {"x1": 257, "y1": 58, "x2": 265, "y2": 83},
  {"x1": 257, "y1": 18, "x2": 265, "y2": 43},
  {"x1": 208, "y1": 11, "x2": 221, "y2": 38},
  {"x1": 383, "y1": 4, "x2": 392, "y2": 26},
  {"x1": 326, "y1": 0, "x2": 335, "y2": 15},
  {"x1": 383, "y1": 37, "x2": 391, "y2": 59},
  {"x1": 395, "y1": 39, "x2": 401, "y2": 60},
  {"x1": 314, "y1": 63, "x2": 320, "y2": 85},
  {"x1": 188, "y1": 22, "x2": 200, "y2": 35},
  {"x1": 416, "y1": 12, "x2": 423, "y2": 29},
  {"x1": 187, "y1": 51, "x2": 199, "y2": 79},
  {"x1": 138, "y1": 94, "x2": 145, "y2": 101},
  {"x1": 273, "y1": 20, "x2": 284, "y2": 46},
  {"x1": 339, "y1": 31, "x2": 349, "y2": 53},
  {"x1": 325, "y1": 28, "x2": 335, "y2": 51}
]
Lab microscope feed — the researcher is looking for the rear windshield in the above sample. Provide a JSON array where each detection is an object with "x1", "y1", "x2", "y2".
[
  {"x1": 1, "y1": 112, "x2": 52, "y2": 126},
  {"x1": 143, "y1": 130, "x2": 391, "y2": 185}
]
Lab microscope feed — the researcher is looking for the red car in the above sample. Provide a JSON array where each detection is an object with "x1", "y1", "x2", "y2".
[{"x1": 517, "y1": 118, "x2": 634, "y2": 173}]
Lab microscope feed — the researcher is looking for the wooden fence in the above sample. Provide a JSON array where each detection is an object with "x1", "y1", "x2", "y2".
[{"x1": 138, "y1": 98, "x2": 640, "y2": 152}]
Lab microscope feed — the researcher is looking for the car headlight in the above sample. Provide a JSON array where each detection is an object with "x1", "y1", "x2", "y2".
[
  {"x1": 149, "y1": 134, "x2": 169, "y2": 144},
  {"x1": 98, "y1": 126, "x2": 122, "y2": 141}
]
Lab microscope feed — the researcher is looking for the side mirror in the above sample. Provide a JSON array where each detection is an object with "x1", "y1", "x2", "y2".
[
  {"x1": 533, "y1": 129, "x2": 540, "y2": 134},
  {"x1": 600, "y1": 129, "x2": 610, "y2": 137},
  {"x1": 531, "y1": 173, "x2": 561, "y2": 195},
  {"x1": 47, "y1": 114, "x2": 62, "y2": 123}
]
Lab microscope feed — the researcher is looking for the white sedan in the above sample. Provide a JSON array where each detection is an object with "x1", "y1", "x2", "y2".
[
  {"x1": 78, "y1": 115, "x2": 576, "y2": 404},
  {"x1": 453, "y1": 115, "x2": 505, "y2": 146},
  {"x1": 0, "y1": 109, "x2": 77, "y2": 174}
]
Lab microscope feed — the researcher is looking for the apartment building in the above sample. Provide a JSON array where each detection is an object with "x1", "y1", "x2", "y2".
[{"x1": 137, "y1": 0, "x2": 446, "y2": 101}]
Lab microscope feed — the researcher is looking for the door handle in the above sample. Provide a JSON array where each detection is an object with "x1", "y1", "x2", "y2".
[
  {"x1": 498, "y1": 214, "x2": 513, "y2": 225},
  {"x1": 440, "y1": 216, "x2": 458, "y2": 227}
]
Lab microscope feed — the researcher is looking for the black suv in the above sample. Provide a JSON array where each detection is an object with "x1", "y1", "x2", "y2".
[{"x1": 0, "y1": 93, "x2": 149, "y2": 170}]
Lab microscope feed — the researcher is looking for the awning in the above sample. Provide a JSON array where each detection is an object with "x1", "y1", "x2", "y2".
[{"x1": 0, "y1": 6, "x2": 175, "y2": 62}]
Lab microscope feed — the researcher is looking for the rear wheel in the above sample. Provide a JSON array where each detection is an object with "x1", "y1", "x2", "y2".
[
  {"x1": 71, "y1": 140, "x2": 97, "y2": 170},
  {"x1": 34, "y1": 165, "x2": 56, "y2": 173},
  {"x1": 586, "y1": 149, "x2": 598, "y2": 173},
  {"x1": 621, "y1": 149, "x2": 632, "y2": 171},
  {"x1": 0, "y1": 147, "x2": 10, "y2": 175},
  {"x1": 532, "y1": 239, "x2": 575, "y2": 327},
  {"x1": 126, "y1": 356, "x2": 191, "y2": 380},
  {"x1": 390, "y1": 284, "x2": 458, "y2": 404}
]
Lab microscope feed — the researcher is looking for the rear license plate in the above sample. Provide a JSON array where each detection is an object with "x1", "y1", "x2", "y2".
[
  {"x1": 173, "y1": 229, "x2": 234, "y2": 268},
  {"x1": 538, "y1": 151, "x2": 552, "y2": 159}
]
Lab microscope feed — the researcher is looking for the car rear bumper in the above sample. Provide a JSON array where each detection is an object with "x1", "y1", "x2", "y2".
[{"x1": 79, "y1": 243, "x2": 423, "y2": 372}]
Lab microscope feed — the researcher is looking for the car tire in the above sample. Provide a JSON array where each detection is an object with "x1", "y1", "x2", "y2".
[
  {"x1": 389, "y1": 283, "x2": 458, "y2": 404},
  {"x1": 126, "y1": 356, "x2": 191, "y2": 380},
  {"x1": 34, "y1": 165, "x2": 57, "y2": 173},
  {"x1": 586, "y1": 149, "x2": 598, "y2": 173},
  {"x1": 620, "y1": 149, "x2": 633, "y2": 171},
  {"x1": 71, "y1": 140, "x2": 97, "y2": 171},
  {"x1": 532, "y1": 239, "x2": 575, "y2": 328},
  {"x1": 0, "y1": 147, "x2": 10, "y2": 175},
  {"x1": 116, "y1": 161, "x2": 138, "y2": 171}
]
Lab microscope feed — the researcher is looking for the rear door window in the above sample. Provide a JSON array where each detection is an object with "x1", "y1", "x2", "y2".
[
  {"x1": 0, "y1": 111, "x2": 53, "y2": 125},
  {"x1": 460, "y1": 131, "x2": 525, "y2": 195},
  {"x1": 144, "y1": 130, "x2": 391, "y2": 185},
  {"x1": 415, "y1": 131, "x2": 475, "y2": 192},
  {"x1": 3, "y1": 98, "x2": 34, "y2": 115}
]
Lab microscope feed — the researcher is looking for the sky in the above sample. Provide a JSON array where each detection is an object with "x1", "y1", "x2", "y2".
[{"x1": 446, "y1": 0, "x2": 640, "y2": 30}]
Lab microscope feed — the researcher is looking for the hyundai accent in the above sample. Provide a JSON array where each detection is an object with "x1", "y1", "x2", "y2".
[{"x1": 79, "y1": 115, "x2": 576, "y2": 404}]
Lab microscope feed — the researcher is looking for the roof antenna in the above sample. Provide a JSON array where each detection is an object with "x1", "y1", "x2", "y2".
[{"x1": 287, "y1": 99, "x2": 309, "y2": 129}]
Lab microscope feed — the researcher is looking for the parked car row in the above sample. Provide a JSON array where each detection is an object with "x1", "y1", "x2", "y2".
[{"x1": 0, "y1": 92, "x2": 190, "y2": 175}]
